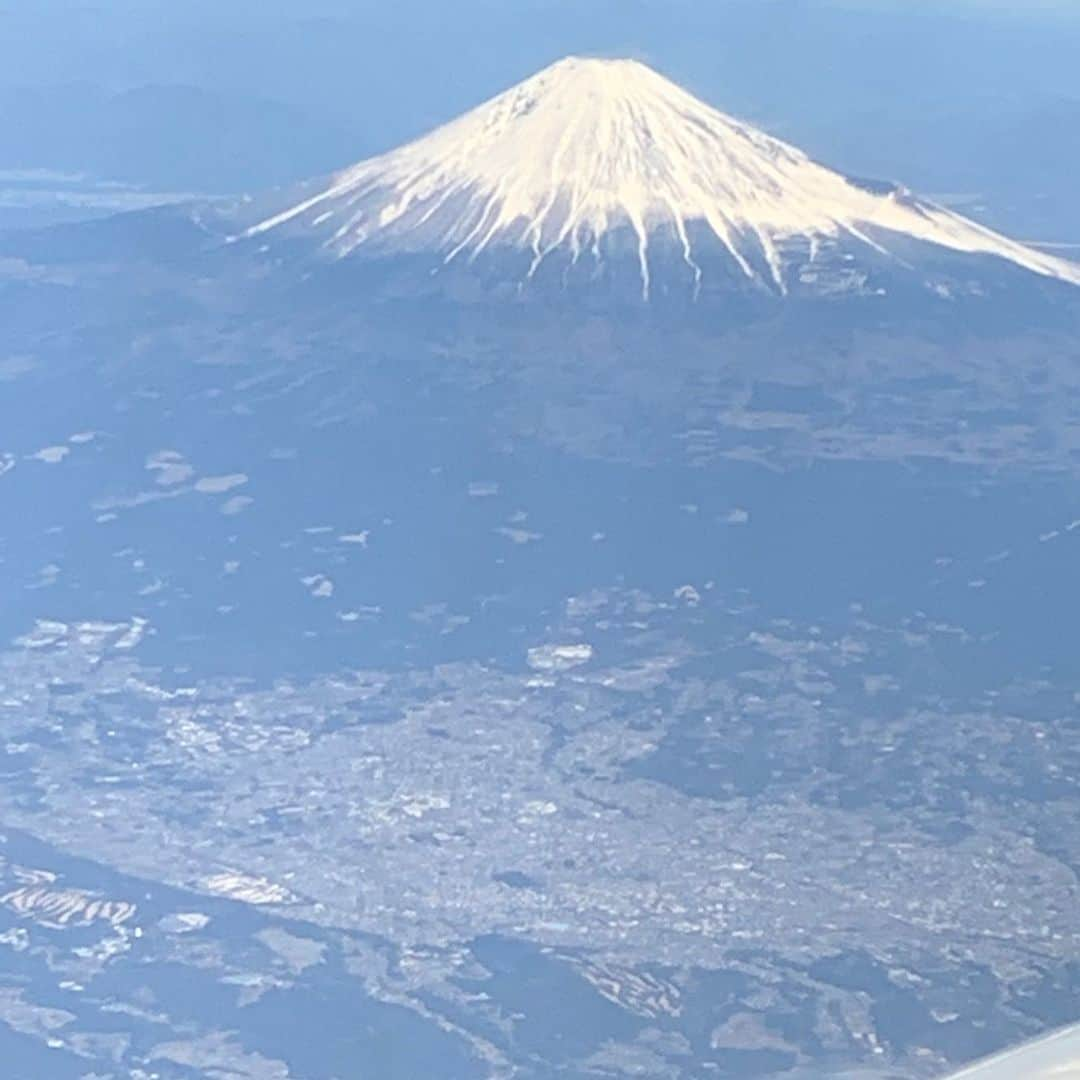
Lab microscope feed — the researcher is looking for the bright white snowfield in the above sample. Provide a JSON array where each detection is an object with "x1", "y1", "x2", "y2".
[{"x1": 247, "y1": 56, "x2": 1080, "y2": 297}]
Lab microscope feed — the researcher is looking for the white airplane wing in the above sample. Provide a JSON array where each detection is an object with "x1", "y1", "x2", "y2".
[{"x1": 941, "y1": 1023, "x2": 1080, "y2": 1078}]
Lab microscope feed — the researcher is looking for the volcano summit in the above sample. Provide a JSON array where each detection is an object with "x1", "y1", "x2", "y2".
[{"x1": 243, "y1": 56, "x2": 1080, "y2": 300}]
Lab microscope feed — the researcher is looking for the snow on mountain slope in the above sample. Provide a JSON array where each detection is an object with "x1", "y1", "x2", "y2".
[{"x1": 244, "y1": 56, "x2": 1080, "y2": 298}]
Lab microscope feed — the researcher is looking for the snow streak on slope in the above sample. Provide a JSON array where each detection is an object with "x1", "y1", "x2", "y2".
[{"x1": 246, "y1": 57, "x2": 1080, "y2": 298}]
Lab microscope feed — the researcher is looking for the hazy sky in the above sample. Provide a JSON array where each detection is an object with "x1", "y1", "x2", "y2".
[
  {"x1": 5, "y1": 0, "x2": 1078, "y2": 103},
  {"x1": 2, "y1": 0, "x2": 1078, "y2": 240}
]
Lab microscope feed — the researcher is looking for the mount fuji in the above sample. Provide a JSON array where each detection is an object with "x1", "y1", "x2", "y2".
[
  {"x1": 238, "y1": 56, "x2": 1080, "y2": 302},
  {"x1": 4, "y1": 50, "x2": 1080, "y2": 1080}
]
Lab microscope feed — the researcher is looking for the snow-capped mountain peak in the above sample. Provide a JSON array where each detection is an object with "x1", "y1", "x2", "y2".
[{"x1": 245, "y1": 56, "x2": 1080, "y2": 298}]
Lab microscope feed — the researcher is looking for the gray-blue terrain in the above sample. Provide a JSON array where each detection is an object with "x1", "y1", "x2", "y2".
[{"x1": 1, "y1": 63, "x2": 1080, "y2": 1080}]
